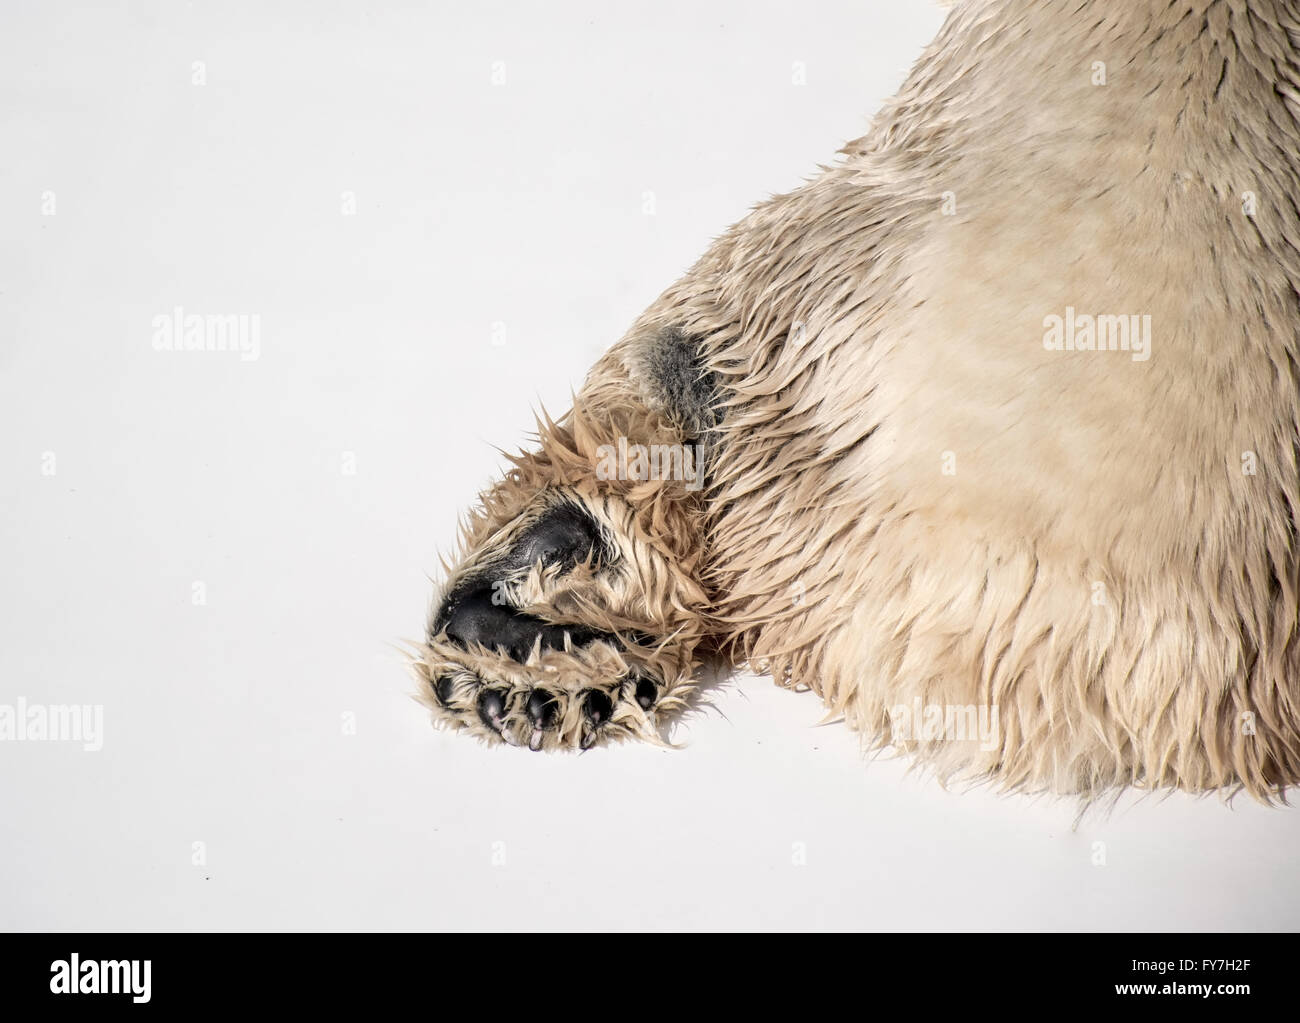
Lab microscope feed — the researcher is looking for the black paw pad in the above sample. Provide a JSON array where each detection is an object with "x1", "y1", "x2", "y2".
[
  {"x1": 526, "y1": 689, "x2": 559, "y2": 730},
  {"x1": 478, "y1": 688, "x2": 509, "y2": 733},
  {"x1": 439, "y1": 590, "x2": 608, "y2": 661},
  {"x1": 583, "y1": 689, "x2": 613, "y2": 725},
  {"x1": 434, "y1": 675, "x2": 455, "y2": 707}
]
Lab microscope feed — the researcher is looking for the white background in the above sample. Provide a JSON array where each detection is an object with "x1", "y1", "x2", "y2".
[{"x1": 2, "y1": 0, "x2": 1298, "y2": 931}]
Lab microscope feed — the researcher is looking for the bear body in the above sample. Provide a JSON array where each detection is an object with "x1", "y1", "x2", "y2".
[{"x1": 421, "y1": 0, "x2": 1300, "y2": 799}]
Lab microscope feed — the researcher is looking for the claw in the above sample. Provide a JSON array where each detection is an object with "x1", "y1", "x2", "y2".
[
  {"x1": 634, "y1": 675, "x2": 658, "y2": 710},
  {"x1": 478, "y1": 688, "x2": 508, "y2": 733},
  {"x1": 583, "y1": 689, "x2": 613, "y2": 725},
  {"x1": 526, "y1": 689, "x2": 559, "y2": 730}
]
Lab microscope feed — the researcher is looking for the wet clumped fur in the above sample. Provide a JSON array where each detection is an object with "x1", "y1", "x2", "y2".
[{"x1": 415, "y1": 0, "x2": 1300, "y2": 803}]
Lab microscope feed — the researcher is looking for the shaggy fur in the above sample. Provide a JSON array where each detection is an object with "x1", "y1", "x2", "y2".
[{"x1": 416, "y1": 0, "x2": 1300, "y2": 800}]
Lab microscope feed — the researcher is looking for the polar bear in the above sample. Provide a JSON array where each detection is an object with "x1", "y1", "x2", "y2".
[{"x1": 415, "y1": 0, "x2": 1300, "y2": 800}]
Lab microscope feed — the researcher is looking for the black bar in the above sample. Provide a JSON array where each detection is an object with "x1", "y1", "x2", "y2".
[{"x1": 0, "y1": 932, "x2": 1290, "y2": 1012}]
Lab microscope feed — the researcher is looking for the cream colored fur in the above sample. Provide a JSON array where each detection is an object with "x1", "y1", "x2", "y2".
[{"x1": 421, "y1": 0, "x2": 1300, "y2": 800}]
